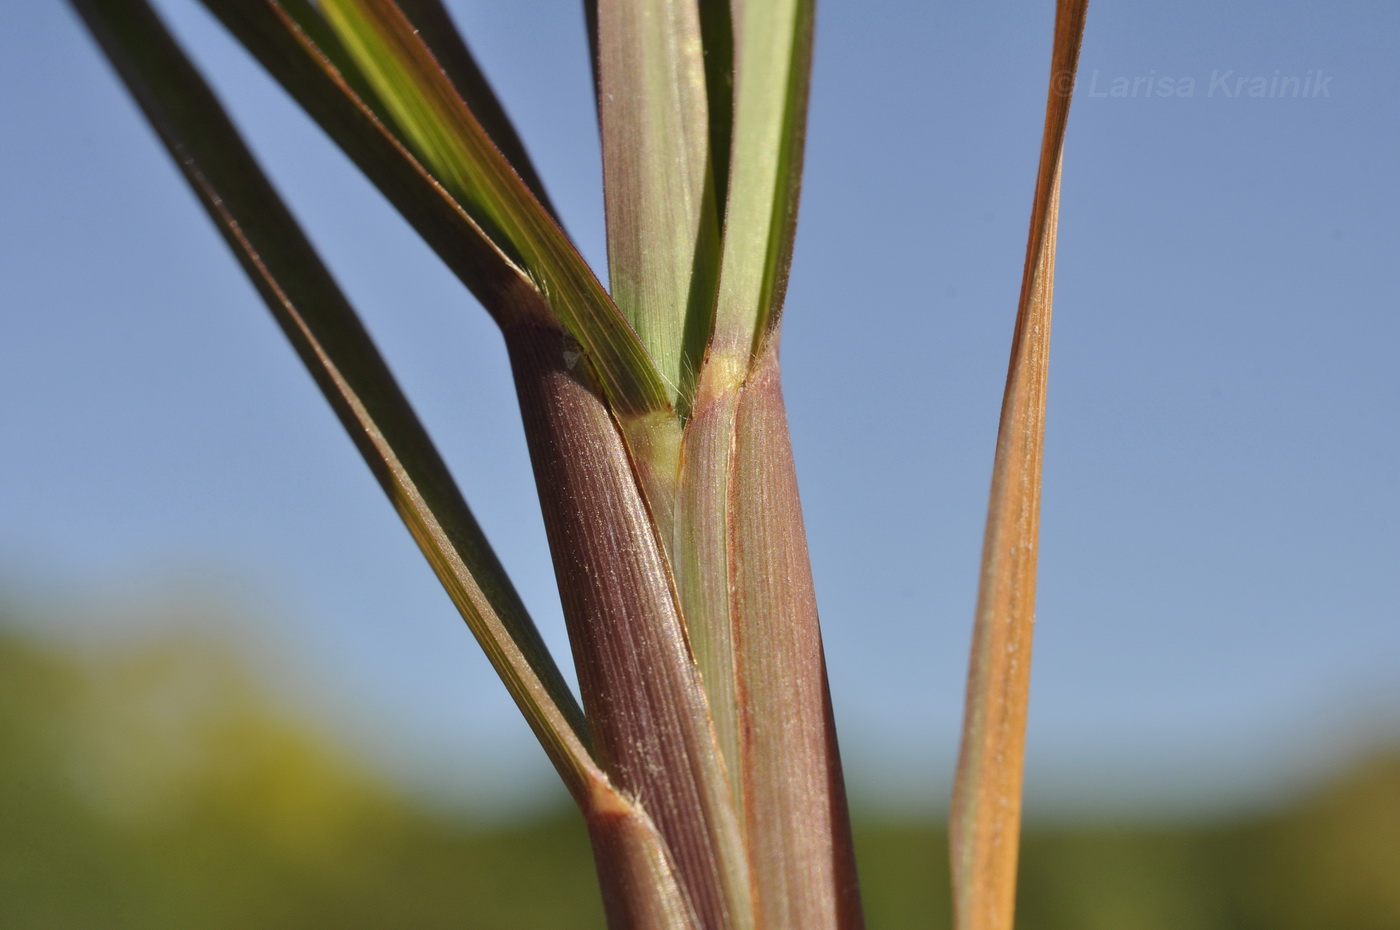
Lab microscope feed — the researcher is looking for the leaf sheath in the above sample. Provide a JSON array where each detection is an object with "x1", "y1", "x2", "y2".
[
  {"x1": 727, "y1": 342, "x2": 863, "y2": 930},
  {"x1": 507, "y1": 322, "x2": 751, "y2": 930}
]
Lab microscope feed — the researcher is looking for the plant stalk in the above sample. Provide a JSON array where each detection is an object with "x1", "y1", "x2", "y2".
[{"x1": 507, "y1": 321, "x2": 752, "y2": 930}]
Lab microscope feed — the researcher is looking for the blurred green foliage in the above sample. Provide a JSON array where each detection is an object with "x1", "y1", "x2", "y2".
[{"x1": 2, "y1": 624, "x2": 1396, "y2": 928}]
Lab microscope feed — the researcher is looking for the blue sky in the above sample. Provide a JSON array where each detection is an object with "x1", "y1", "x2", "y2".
[{"x1": 2, "y1": 0, "x2": 1397, "y2": 816}]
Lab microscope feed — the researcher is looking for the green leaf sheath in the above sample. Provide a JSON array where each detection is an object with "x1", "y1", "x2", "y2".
[
  {"x1": 66, "y1": 0, "x2": 592, "y2": 797},
  {"x1": 595, "y1": 0, "x2": 721, "y2": 416},
  {"x1": 507, "y1": 322, "x2": 750, "y2": 930},
  {"x1": 950, "y1": 4, "x2": 1089, "y2": 930},
  {"x1": 673, "y1": 383, "x2": 743, "y2": 815},
  {"x1": 678, "y1": 0, "x2": 815, "y2": 756},
  {"x1": 674, "y1": 2, "x2": 857, "y2": 924},
  {"x1": 317, "y1": 0, "x2": 673, "y2": 422}
]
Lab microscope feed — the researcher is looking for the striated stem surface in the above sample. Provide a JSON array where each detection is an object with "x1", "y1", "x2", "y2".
[
  {"x1": 728, "y1": 342, "x2": 864, "y2": 930},
  {"x1": 507, "y1": 321, "x2": 751, "y2": 930}
]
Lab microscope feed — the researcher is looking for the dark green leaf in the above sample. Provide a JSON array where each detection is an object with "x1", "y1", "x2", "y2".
[{"x1": 69, "y1": 0, "x2": 594, "y2": 798}]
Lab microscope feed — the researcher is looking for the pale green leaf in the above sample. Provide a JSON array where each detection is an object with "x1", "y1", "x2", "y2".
[
  {"x1": 594, "y1": 0, "x2": 721, "y2": 414},
  {"x1": 706, "y1": 0, "x2": 814, "y2": 370}
]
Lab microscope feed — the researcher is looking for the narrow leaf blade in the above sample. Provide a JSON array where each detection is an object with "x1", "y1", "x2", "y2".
[
  {"x1": 594, "y1": 0, "x2": 721, "y2": 412},
  {"x1": 705, "y1": 0, "x2": 814, "y2": 369},
  {"x1": 201, "y1": 0, "x2": 537, "y2": 322},
  {"x1": 392, "y1": 0, "x2": 559, "y2": 217},
  {"x1": 319, "y1": 0, "x2": 673, "y2": 420},
  {"x1": 69, "y1": 0, "x2": 594, "y2": 797},
  {"x1": 950, "y1": 4, "x2": 1090, "y2": 929}
]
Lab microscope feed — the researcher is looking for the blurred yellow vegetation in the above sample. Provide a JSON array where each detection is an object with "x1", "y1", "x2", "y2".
[
  {"x1": 62, "y1": 636, "x2": 394, "y2": 855},
  {"x1": 2, "y1": 620, "x2": 1396, "y2": 929}
]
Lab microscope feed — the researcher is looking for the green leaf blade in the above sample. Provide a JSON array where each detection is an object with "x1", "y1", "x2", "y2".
[
  {"x1": 202, "y1": 0, "x2": 541, "y2": 320},
  {"x1": 392, "y1": 0, "x2": 559, "y2": 217},
  {"x1": 706, "y1": 0, "x2": 814, "y2": 368},
  {"x1": 594, "y1": 0, "x2": 721, "y2": 414},
  {"x1": 68, "y1": 0, "x2": 595, "y2": 800},
  {"x1": 318, "y1": 0, "x2": 674, "y2": 421}
]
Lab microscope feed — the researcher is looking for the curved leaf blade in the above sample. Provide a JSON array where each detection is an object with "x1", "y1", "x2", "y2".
[
  {"x1": 950, "y1": 4, "x2": 1090, "y2": 929},
  {"x1": 203, "y1": 0, "x2": 540, "y2": 321},
  {"x1": 319, "y1": 0, "x2": 674, "y2": 421},
  {"x1": 69, "y1": 0, "x2": 595, "y2": 798}
]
